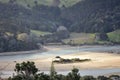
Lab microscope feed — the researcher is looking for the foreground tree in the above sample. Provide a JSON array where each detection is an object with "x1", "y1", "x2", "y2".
[
  {"x1": 97, "y1": 76, "x2": 109, "y2": 80},
  {"x1": 50, "y1": 61, "x2": 57, "y2": 80},
  {"x1": 8, "y1": 61, "x2": 120, "y2": 80},
  {"x1": 34, "y1": 72, "x2": 50, "y2": 80},
  {"x1": 80, "y1": 76, "x2": 96, "y2": 80},
  {"x1": 66, "y1": 68, "x2": 81, "y2": 80},
  {"x1": 14, "y1": 61, "x2": 38, "y2": 80}
]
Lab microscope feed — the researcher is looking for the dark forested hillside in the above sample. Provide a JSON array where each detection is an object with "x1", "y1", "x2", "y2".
[
  {"x1": 30, "y1": 5, "x2": 61, "y2": 32},
  {"x1": 0, "y1": 2, "x2": 31, "y2": 33},
  {"x1": 61, "y1": 0, "x2": 120, "y2": 33},
  {"x1": 0, "y1": 2, "x2": 40, "y2": 52},
  {"x1": 0, "y1": 0, "x2": 120, "y2": 33}
]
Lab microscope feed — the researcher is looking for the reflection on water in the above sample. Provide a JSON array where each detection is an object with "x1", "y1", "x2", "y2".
[{"x1": 0, "y1": 49, "x2": 79, "y2": 61}]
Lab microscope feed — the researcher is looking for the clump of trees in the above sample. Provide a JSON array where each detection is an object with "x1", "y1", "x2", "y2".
[
  {"x1": 0, "y1": 32, "x2": 40, "y2": 53},
  {"x1": 53, "y1": 56, "x2": 91, "y2": 64},
  {"x1": 39, "y1": 26, "x2": 70, "y2": 43},
  {"x1": 56, "y1": 26, "x2": 70, "y2": 39},
  {"x1": 0, "y1": 19, "x2": 40, "y2": 52},
  {"x1": 95, "y1": 33, "x2": 109, "y2": 41},
  {"x1": 7, "y1": 61, "x2": 120, "y2": 80}
]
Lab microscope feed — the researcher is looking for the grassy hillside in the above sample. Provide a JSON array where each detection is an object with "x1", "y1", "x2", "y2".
[
  {"x1": 0, "y1": 0, "x2": 82, "y2": 7},
  {"x1": 60, "y1": 0, "x2": 82, "y2": 7},
  {"x1": 31, "y1": 30, "x2": 51, "y2": 36},
  {"x1": 108, "y1": 30, "x2": 120, "y2": 43},
  {"x1": 63, "y1": 33, "x2": 95, "y2": 45}
]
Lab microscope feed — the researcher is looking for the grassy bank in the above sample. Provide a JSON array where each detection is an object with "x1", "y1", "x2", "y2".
[
  {"x1": 62, "y1": 30, "x2": 120, "y2": 45},
  {"x1": 62, "y1": 33, "x2": 95, "y2": 45},
  {"x1": 108, "y1": 30, "x2": 120, "y2": 43},
  {"x1": 31, "y1": 30, "x2": 51, "y2": 36}
]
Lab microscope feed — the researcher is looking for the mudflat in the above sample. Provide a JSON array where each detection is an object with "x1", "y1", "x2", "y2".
[{"x1": 0, "y1": 45, "x2": 120, "y2": 71}]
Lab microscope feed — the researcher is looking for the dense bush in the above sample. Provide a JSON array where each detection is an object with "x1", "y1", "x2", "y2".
[{"x1": 0, "y1": 32, "x2": 39, "y2": 52}]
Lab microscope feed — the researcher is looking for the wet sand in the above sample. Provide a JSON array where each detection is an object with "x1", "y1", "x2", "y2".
[{"x1": 0, "y1": 46, "x2": 120, "y2": 71}]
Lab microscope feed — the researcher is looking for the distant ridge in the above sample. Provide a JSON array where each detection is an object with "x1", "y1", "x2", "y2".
[{"x1": 0, "y1": 0, "x2": 82, "y2": 7}]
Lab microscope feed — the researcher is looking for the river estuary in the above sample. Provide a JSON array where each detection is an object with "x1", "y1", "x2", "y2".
[{"x1": 0, "y1": 45, "x2": 120, "y2": 78}]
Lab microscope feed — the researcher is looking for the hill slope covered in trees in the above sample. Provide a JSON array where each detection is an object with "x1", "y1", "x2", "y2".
[
  {"x1": 0, "y1": 0, "x2": 120, "y2": 33},
  {"x1": 0, "y1": 0, "x2": 120, "y2": 52},
  {"x1": 61, "y1": 0, "x2": 120, "y2": 33}
]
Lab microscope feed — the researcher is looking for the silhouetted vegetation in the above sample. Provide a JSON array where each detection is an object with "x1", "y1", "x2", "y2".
[
  {"x1": 7, "y1": 61, "x2": 120, "y2": 80},
  {"x1": 53, "y1": 57, "x2": 91, "y2": 64}
]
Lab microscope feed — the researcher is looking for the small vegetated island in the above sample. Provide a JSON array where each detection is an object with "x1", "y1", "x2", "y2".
[{"x1": 53, "y1": 56, "x2": 91, "y2": 64}]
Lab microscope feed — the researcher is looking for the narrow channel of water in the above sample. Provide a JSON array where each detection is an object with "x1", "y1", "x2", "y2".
[{"x1": 0, "y1": 45, "x2": 120, "y2": 61}]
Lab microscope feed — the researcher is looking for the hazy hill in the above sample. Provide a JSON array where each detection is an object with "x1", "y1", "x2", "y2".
[{"x1": 0, "y1": 0, "x2": 82, "y2": 7}]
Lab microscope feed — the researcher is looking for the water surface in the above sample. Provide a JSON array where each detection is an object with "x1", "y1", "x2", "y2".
[{"x1": 0, "y1": 45, "x2": 120, "y2": 61}]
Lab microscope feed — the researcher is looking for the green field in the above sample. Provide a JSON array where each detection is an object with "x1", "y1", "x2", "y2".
[
  {"x1": 31, "y1": 30, "x2": 51, "y2": 36},
  {"x1": 108, "y1": 30, "x2": 120, "y2": 43},
  {"x1": 0, "y1": 0, "x2": 82, "y2": 7},
  {"x1": 62, "y1": 30, "x2": 120, "y2": 45},
  {"x1": 63, "y1": 33, "x2": 95, "y2": 45},
  {"x1": 60, "y1": 0, "x2": 82, "y2": 7}
]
